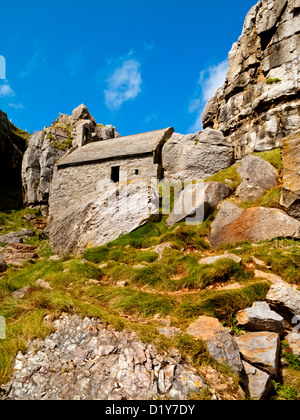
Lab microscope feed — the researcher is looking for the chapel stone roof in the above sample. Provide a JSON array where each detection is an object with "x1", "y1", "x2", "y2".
[{"x1": 57, "y1": 127, "x2": 174, "y2": 168}]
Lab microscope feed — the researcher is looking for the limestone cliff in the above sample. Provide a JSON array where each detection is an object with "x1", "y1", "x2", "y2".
[
  {"x1": 202, "y1": 0, "x2": 300, "y2": 159},
  {"x1": 22, "y1": 104, "x2": 120, "y2": 208}
]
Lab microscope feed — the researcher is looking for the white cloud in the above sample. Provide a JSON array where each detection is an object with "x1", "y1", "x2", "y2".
[
  {"x1": 8, "y1": 103, "x2": 24, "y2": 109},
  {"x1": 104, "y1": 59, "x2": 142, "y2": 111},
  {"x1": 0, "y1": 81, "x2": 15, "y2": 97},
  {"x1": 189, "y1": 60, "x2": 228, "y2": 133}
]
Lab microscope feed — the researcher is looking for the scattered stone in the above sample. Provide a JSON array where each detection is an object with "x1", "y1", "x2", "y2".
[
  {"x1": 240, "y1": 361, "x2": 272, "y2": 400},
  {"x1": 48, "y1": 255, "x2": 61, "y2": 261},
  {"x1": 0, "y1": 230, "x2": 35, "y2": 246},
  {"x1": 237, "y1": 332, "x2": 280, "y2": 376},
  {"x1": 23, "y1": 214, "x2": 36, "y2": 221},
  {"x1": 235, "y1": 155, "x2": 278, "y2": 202},
  {"x1": 35, "y1": 279, "x2": 52, "y2": 291},
  {"x1": 166, "y1": 181, "x2": 233, "y2": 227},
  {"x1": 209, "y1": 201, "x2": 300, "y2": 248},
  {"x1": 158, "y1": 327, "x2": 181, "y2": 338},
  {"x1": 252, "y1": 257, "x2": 267, "y2": 267},
  {"x1": 237, "y1": 302, "x2": 285, "y2": 335},
  {"x1": 266, "y1": 283, "x2": 300, "y2": 321},
  {"x1": 12, "y1": 286, "x2": 31, "y2": 299},
  {"x1": 199, "y1": 254, "x2": 242, "y2": 265},
  {"x1": 0, "y1": 256, "x2": 7, "y2": 272},
  {"x1": 86, "y1": 279, "x2": 100, "y2": 286},
  {"x1": 116, "y1": 281, "x2": 128, "y2": 287},
  {"x1": 186, "y1": 316, "x2": 243, "y2": 374}
]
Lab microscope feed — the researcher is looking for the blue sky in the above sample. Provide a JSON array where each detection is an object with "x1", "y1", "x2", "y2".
[{"x1": 0, "y1": 0, "x2": 257, "y2": 136}]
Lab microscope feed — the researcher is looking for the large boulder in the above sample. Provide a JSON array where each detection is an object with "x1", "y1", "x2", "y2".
[
  {"x1": 235, "y1": 155, "x2": 278, "y2": 202},
  {"x1": 48, "y1": 180, "x2": 159, "y2": 255},
  {"x1": 237, "y1": 301, "x2": 285, "y2": 335},
  {"x1": 266, "y1": 283, "x2": 300, "y2": 322},
  {"x1": 237, "y1": 332, "x2": 280, "y2": 376},
  {"x1": 22, "y1": 105, "x2": 120, "y2": 207},
  {"x1": 202, "y1": 0, "x2": 300, "y2": 158},
  {"x1": 280, "y1": 131, "x2": 300, "y2": 219},
  {"x1": 162, "y1": 129, "x2": 234, "y2": 181},
  {"x1": 166, "y1": 181, "x2": 233, "y2": 227},
  {"x1": 186, "y1": 316, "x2": 243, "y2": 374},
  {"x1": 209, "y1": 201, "x2": 300, "y2": 248}
]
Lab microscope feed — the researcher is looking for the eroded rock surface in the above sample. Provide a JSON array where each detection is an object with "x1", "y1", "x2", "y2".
[
  {"x1": 2, "y1": 315, "x2": 209, "y2": 401},
  {"x1": 202, "y1": 0, "x2": 300, "y2": 158}
]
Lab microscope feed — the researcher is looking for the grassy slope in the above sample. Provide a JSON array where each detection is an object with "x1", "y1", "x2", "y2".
[{"x1": 0, "y1": 148, "x2": 299, "y2": 399}]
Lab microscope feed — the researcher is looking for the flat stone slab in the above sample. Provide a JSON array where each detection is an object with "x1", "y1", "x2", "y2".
[
  {"x1": 237, "y1": 301, "x2": 285, "y2": 335},
  {"x1": 237, "y1": 331, "x2": 280, "y2": 376},
  {"x1": 187, "y1": 316, "x2": 243, "y2": 374},
  {"x1": 12, "y1": 286, "x2": 31, "y2": 299}
]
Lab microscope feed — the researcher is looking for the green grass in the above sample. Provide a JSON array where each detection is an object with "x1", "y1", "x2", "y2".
[
  {"x1": 253, "y1": 148, "x2": 283, "y2": 173},
  {"x1": 206, "y1": 164, "x2": 242, "y2": 190},
  {"x1": 266, "y1": 78, "x2": 281, "y2": 85}
]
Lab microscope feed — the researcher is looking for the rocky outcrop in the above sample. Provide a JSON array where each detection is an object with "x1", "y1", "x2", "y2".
[
  {"x1": 209, "y1": 201, "x2": 300, "y2": 248},
  {"x1": 166, "y1": 181, "x2": 233, "y2": 227},
  {"x1": 162, "y1": 129, "x2": 234, "y2": 181},
  {"x1": 2, "y1": 314, "x2": 211, "y2": 401},
  {"x1": 22, "y1": 105, "x2": 120, "y2": 207},
  {"x1": 280, "y1": 130, "x2": 300, "y2": 218},
  {"x1": 202, "y1": 0, "x2": 300, "y2": 159},
  {"x1": 235, "y1": 155, "x2": 278, "y2": 202}
]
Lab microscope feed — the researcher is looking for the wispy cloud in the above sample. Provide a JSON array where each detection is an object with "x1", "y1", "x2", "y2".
[
  {"x1": 0, "y1": 81, "x2": 15, "y2": 97},
  {"x1": 8, "y1": 102, "x2": 24, "y2": 109},
  {"x1": 104, "y1": 59, "x2": 142, "y2": 111},
  {"x1": 188, "y1": 59, "x2": 228, "y2": 133}
]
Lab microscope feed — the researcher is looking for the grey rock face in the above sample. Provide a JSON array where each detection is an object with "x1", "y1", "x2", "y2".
[
  {"x1": 237, "y1": 331, "x2": 280, "y2": 376},
  {"x1": 162, "y1": 129, "x2": 234, "y2": 181},
  {"x1": 202, "y1": 0, "x2": 300, "y2": 158},
  {"x1": 209, "y1": 201, "x2": 300, "y2": 248},
  {"x1": 49, "y1": 180, "x2": 159, "y2": 255},
  {"x1": 166, "y1": 181, "x2": 233, "y2": 227},
  {"x1": 235, "y1": 155, "x2": 278, "y2": 202},
  {"x1": 22, "y1": 105, "x2": 120, "y2": 207},
  {"x1": 237, "y1": 301, "x2": 285, "y2": 335},
  {"x1": 0, "y1": 229, "x2": 34, "y2": 246},
  {"x1": 186, "y1": 316, "x2": 243, "y2": 374},
  {"x1": 240, "y1": 361, "x2": 273, "y2": 400},
  {"x1": 3, "y1": 315, "x2": 209, "y2": 401}
]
